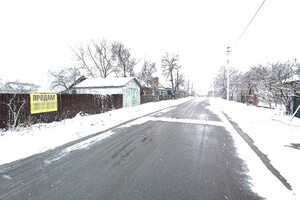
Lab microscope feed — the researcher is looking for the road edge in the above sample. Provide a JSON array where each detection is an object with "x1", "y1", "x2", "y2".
[{"x1": 221, "y1": 111, "x2": 293, "y2": 191}]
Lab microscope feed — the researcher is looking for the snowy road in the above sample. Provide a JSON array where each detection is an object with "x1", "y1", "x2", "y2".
[{"x1": 1, "y1": 99, "x2": 265, "y2": 199}]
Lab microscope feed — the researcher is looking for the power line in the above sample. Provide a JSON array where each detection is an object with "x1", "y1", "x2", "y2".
[
  {"x1": 225, "y1": 0, "x2": 266, "y2": 101},
  {"x1": 232, "y1": 0, "x2": 267, "y2": 50}
]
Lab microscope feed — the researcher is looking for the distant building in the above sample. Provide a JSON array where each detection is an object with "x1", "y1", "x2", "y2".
[
  {"x1": 0, "y1": 82, "x2": 14, "y2": 93},
  {"x1": 0, "y1": 81, "x2": 39, "y2": 94},
  {"x1": 152, "y1": 77, "x2": 172, "y2": 100},
  {"x1": 283, "y1": 75, "x2": 300, "y2": 95},
  {"x1": 72, "y1": 77, "x2": 142, "y2": 107}
]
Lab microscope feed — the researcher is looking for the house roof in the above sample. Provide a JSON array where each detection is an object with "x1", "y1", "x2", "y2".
[
  {"x1": 67, "y1": 76, "x2": 87, "y2": 90},
  {"x1": 284, "y1": 75, "x2": 300, "y2": 83},
  {"x1": 74, "y1": 77, "x2": 142, "y2": 88},
  {"x1": 158, "y1": 78, "x2": 172, "y2": 89},
  {"x1": 158, "y1": 82, "x2": 171, "y2": 90}
]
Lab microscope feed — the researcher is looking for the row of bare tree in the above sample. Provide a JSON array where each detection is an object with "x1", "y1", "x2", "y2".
[
  {"x1": 48, "y1": 39, "x2": 186, "y2": 97},
  {"x1": 49, "y1": 40, "x2": 136, "y2": 92},
  {"x1": 72, "y1": 40, "x2": 136, "y2": 78},
  {"x1": 213, "y1": 59, "x2": 300, "y2": 114}
]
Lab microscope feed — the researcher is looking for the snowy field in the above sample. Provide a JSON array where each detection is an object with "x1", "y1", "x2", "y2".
[{"x1": 0, "y1": 97, "x2": 299, "y2": 199}]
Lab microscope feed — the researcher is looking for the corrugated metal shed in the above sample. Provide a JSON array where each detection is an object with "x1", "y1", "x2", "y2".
[{"x1": 73, "y1": 77, "x2": 142, "y2": 107}]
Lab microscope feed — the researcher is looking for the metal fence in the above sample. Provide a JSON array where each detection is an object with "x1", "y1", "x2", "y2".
[{"x1": 0, "y1": 93, "x2": 122, "y2": 129}]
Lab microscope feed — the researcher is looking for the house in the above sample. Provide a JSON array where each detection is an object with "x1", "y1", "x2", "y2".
[
  {"x1": 0, "y1": 81, "x2": 39, "y2": 94},
  {"x1": 283, "y1": 75, "x2": 300, "y2": 95},
  {"x1": 152, "y1": 77, "x2": 172, "y2": 100},
  {"x1": 139, "y1": 77, "x2": 172, "y2": 103},
  {"x1": 60, "y1": 75, "x2": 87, "y2": 94},
  {"x1": 140, "y1": 84, "x2": 153, "y2": 96},
  {"x1": 283, "y1": 75, "x2": 300, "y2": 116},
  {"x1": 0, "y1": 82, "x2": 13, "y2": 93},
  {"x1": 176, "y1": 89, "x2": 188, "y2": 99},
  {"x1": 72, "y1": 77, "x2": 142, "y2": 107}
]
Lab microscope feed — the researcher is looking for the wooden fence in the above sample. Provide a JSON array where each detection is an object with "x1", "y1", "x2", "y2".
[
  {"x1": 141, "y1": 95, "x2": 159, "y2": 104},
  {"x1": 140, "y1": 95, "x2": 174, "y2": 104},
  {"x1": 0, "y1": 93, "x2": 122, "y2": 129}
]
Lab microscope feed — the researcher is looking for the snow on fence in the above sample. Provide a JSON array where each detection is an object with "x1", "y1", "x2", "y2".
[{"x1": 0, "y1": 93, "x2": 123, "y2": 129}]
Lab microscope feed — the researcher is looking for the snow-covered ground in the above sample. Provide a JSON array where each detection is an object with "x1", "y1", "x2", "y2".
[
  {"x1": 0, "y1": 98, "x2": 193, "y2": 166},
  {"x1": 0, "y1": 97, "x2": 299, "y2": 199},
  {"x1": 209, "y1": 98, "x2": 300, "y2": 200}
]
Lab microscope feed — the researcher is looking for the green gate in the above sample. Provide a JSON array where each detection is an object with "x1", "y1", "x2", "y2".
[
  {"x1": 293, "y1": 96, "x2": 300, "y2": 117},
  {"x1": 125, "y1": 88, "x2": 139, "y2": 107}
]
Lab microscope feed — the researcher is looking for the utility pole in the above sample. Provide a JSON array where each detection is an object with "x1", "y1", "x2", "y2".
[
  {"x1": 187, "y1": 80, "x2": 190, "y2": 96},
  {"x1": 192, "y1": 83, "x2": 193, "y2": 95},
  {"x1": 226, "y1": 47, "x2": 231, "y2": 101}
]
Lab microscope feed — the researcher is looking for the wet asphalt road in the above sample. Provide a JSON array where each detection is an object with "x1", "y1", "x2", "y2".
[{"x1": 0, "y1": 98, "x2": 264, "y2": 200}]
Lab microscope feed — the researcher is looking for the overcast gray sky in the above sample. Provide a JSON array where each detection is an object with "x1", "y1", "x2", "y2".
[{"x1": 1, "y1": 0, "x2": 300, "y2": 92}]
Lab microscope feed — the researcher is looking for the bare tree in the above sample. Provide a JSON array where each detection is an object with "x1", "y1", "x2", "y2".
[
  {"x1": 239, "y1": 62, "x2": 294, "y2": 112},
  {"x1": 93, "y1": 40, "x2": 116, "y2": 78},
  {"x1": 72, "y1": 39, "x2": 116, "y2": 78},
  {"x1": 1, "y1": 94, "x2": 26, "y2": 128},
  {"x1": 136, "y1": 60, "x2": 157, "y2": 86},
  {"x1": 269, "y1": 61, "x2": 294, "y2": 113},
  {"x1": 213, "y1": 66, "x2": 242, "y2": 100},
  {"x1": 229, "y1": 68, "x2": 243, "y2": 101},
  {"x1": 174, "y1": 70, "x2": 185, "y2": 96},
  {"x1": 112, "y1": 42, "x2": 137, "y2": 77},
  {"x1": 214, "y1": 59, "x2": 298, "y2": 113},
  {"x1": 161, "y1": 53, "x2": 181, "y2": 98},
  {"x1": 49, "y1": 66, "x2": 82, "y2": 92},
  {"x1": 72, "y1": 44, "x2": 94, "y2": 77},
  {"x1": 244, "y1": 65, "x2": 274, "y2": 107}
]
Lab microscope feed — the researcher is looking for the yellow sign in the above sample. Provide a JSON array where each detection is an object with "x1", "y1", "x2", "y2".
[{"x1": 30, "y1": 94, "x2": 58, "y2": 114}]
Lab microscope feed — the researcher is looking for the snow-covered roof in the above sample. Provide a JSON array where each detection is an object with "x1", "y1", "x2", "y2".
[
  {"x1": 2, "y1": 82, "x2": 39, "y2": 93},
  {"x1": 283, "y1": 75, "x2": 300, "y2": 83},
  {"x1": 74, "y1": 77, "x2": 142, "y2": 88},
  {"x1": 0, "y1": 83, "x2": 14, "y2": 93}
]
